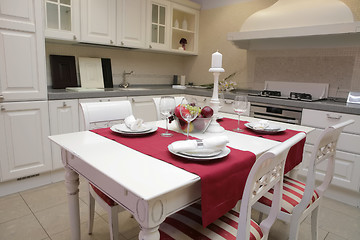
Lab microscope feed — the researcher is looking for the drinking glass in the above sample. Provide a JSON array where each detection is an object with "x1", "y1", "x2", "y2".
[
  {"x1": 180, "y1": 97, "x2": 200, "y2": 139},
  {"x1": 160, "y1": 96, "x2": 176, "y2": 137},
  {"x1": 232, "y1": 95, "x2": 248, "y2": 132}
]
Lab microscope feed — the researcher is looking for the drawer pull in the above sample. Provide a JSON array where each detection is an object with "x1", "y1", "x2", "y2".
[
  {"x1": 63, "y1": 102, "x2": 67, "y2": 107},
  {"x1": 0, "y1": 95, "x2": 4, "y2": 101},
  {"x1": 1, "y1": 105, "x2": 5, "y2": 111},
  {"x1": 326, "y1": 114, "x2": 342, "y2": 120},
  {"x1": 225, "y1": 100, "x2": 233, "y2": 104}
]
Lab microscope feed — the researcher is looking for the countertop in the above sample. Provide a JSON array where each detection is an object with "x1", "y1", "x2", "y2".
[{"x1": 48, "y1": 86, "x2": 360, "y2": 115}]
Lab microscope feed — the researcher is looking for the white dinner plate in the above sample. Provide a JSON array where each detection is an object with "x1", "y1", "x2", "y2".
[
  {"x1": 244, "y1": 123, "x2": 286, "y2": 134},
  {"x1": 113, "y1": 123, "x2": 153, "y2": 133},
  {"x1": 110, "y1": 124, "x2": 157, "y2": 135},
  {"x1": 168, "y1": 146, "x2": 231, "y2": 161}
]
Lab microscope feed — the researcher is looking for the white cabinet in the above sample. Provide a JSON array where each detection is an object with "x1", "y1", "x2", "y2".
[
  {"x1": 300, "y1": 109, "x2": 360, "y2": 192},
  {"x1": 170, "y1": 2, "x2": 199, "y2": 54},
  {"x1": 80, "y1": 0, "x2": 116, "y2": 45},
  {"x1": 44, "y1": 0, "x2": 80, "y2": 41},
  {"x1": 147, "y1": 0, "x2": 171, "y2": 50},
  {"x1": 0, "y1": 101, "x2": 51, "y2": 181},
  {"x1": 117, "y1": 0, "x2": 146, "y2": 48},
  {"x1": 48, "y1": 99, "x2": 79, "y2": 170},
  {"x1": 0, "y1": 0, "x2": 47, "y2": 101}
]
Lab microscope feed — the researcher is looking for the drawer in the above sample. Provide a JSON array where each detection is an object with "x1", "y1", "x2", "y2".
[
  {"x1": 299, "y1": 144, "x2": 360, "y2": 191},
  {"x1": 301, "y1": 109, "x2": 360, "y2": 134},
  {"x1": 306, "y1": 129, "x2": 360, "y2": 155}
]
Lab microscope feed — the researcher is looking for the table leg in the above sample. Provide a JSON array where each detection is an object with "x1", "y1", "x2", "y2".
[
  {"x1": 139, "y1": 226, "x2": 160, "y2": 240},
  {"x1": 64, "y1": 165, "x2": 80, "y2": 240}
]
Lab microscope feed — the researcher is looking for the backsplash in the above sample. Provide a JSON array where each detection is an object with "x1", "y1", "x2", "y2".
[
  {"x1": 247, "y1": 47, "x2": 360, "y2": 98},
  {"x1": 45, "y1": 43, "x2": 186, "y2": 87}
]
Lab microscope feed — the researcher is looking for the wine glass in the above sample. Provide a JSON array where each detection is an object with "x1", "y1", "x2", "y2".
[
  {"x1": 232, "y1": 95, "x2": 248, "y2": 132},
  {"x1": 180, "y1": 97, "x2": 200, "y2": 139},
  {"x1": 159, "y1": 96, "x2": 176, "y2": 137}
]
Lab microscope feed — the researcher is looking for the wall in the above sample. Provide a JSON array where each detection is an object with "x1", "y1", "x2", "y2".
[
  {"x1": 187, "y1": 0, "x2": 360, "y2": 98},
  {"x1": 45, "y1": 43, "x2": 189, "y2": 87}
]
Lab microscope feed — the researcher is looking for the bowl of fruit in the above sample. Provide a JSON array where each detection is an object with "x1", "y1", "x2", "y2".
[{"x1": 174, "y1": 104, "x2": 214, "y2": 133}]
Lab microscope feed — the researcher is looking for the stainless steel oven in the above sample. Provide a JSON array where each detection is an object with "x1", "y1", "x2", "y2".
[{"x1": 250, "y1": 102, "x2": 302, "y2": 125}]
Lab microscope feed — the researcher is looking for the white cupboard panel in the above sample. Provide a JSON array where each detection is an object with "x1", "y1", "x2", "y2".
[
  {"x1": 300, "y1": 145, "x2": 360, "y2": 191},
  {"x1": 302, "y1": 109, "x2": 360, "y2": 135},
  {"x1": 0, "y1": 0, "x2": 35, "y2": 32},
  {"x1": 117, "y1": 0, "x2": 146, "y2": 48},
  {"x1": 0, "y1": 101, "x2": 51, "y2": 181},
  {"x1": 80, "y1": 0, "x2": 116, "y2": 45},
  {"x1": 49, "y1": 100, "x2": 79, "y2": 170},
  {"x1": 0, "y1": 29, "x2": 46, "y2": 101}
]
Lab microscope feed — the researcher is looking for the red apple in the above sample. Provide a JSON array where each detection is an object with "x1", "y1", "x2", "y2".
[
  {"x1": 175, "y1": 104, "x2": 190, "y2": 121},
  {"x1": 201, "y1": 106, "x2": 214, "y2": 118}
]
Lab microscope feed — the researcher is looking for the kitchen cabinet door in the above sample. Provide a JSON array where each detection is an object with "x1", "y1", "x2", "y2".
[
  {"x1": 44, "y1": 0, "x2": 80, "y2": 41},
  {"x1": 117, "y1": 0, "x2": 146, "y2": 48},
  {"x1": 49, "y1": 99, "x2": 79, "y2": 170},
  {"x1": 147, "y1": 0, "x2": 170, "y2": 50},
  {"x1": 0, "y1": 0, "x2": 47, "y2": 101},
  {"x1": 0, "y1": 101, "x2": 51, "y2": 181},
  {"x1": 80, "y1": 0, "x2": 116, "y2": 45}
]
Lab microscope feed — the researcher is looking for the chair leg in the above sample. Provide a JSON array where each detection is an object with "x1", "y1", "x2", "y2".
[
  {"x1": 108, "y1": 207, "x2": 119, "y2": 240},
  {"x1": 311, "y1": 207, "x2": 319, "y2": 240},
  {"x1": 288, "y1": 219, "x2": 301, "y2": 240},
  {"x1": 88, "y1": 191, "x2": 95, "y2": 235}
]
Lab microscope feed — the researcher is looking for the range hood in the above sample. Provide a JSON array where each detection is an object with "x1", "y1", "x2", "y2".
[{"x1": 227, "y1": 0, "x2": 360, "y2": 49}]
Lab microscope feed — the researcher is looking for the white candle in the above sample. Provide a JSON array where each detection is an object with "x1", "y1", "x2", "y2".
[{"x1": 211, "y1": 51, "x2": 222, "y2": 68}]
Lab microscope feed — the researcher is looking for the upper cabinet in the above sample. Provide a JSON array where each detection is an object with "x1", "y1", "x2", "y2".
[
  {"x1": 0, "y1": 0, "x2": 47, "y2": 101},
  {"x1": 170, "y1": 2, "x2": 199, "y2": 54},
  {"x1": 147, "y1": 0, "x2": 171, "y2": 51},
  {"x1": 44, "y1": 0, "x2": 80, "y2": 41},
  {"x1": 43, "y1": 0, "x2": 200, "y2": 54},
  {"x1": 117, "y1": 0, "x2": 147, "y2": 48},
  {"x1": 80, "y1": 0, "x2": 116, "y2": 45}
]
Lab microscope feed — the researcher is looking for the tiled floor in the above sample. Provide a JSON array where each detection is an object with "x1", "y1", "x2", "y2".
[{"x1": 0, "y1": 177, "x2": 359, "y2": 240}]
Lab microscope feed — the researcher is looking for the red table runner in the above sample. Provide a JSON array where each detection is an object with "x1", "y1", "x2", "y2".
[
  {"x1": 91, "y1": 127, "x2": 256, "y2": 227},
  {"x1": 218, "y1": 118, "x2": 306, "y2": 173}
]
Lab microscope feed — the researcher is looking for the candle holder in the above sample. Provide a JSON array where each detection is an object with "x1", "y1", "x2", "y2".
[{"x1": 207, "y1": 67, "x2": 225, "y2": 133}]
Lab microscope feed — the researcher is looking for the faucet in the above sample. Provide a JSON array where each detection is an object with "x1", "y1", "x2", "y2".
[{"x1": 119, "y1": 70, "x2": 133, "y2": 88}]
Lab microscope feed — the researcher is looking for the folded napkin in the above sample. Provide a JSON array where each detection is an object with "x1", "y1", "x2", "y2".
[
  {"x1": 252, "y1": 120, "x2": 270, "y2": 130},
  {"x1": 168, "y1": 135, "x2": 229, "y2": 154},
  {"x1": 124, "y1": 115, "x2": 144, "y2": 131}
]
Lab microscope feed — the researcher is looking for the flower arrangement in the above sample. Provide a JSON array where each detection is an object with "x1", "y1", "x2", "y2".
[{"x1": 219, "y1": 72, "x2": 237, "y2": 92}]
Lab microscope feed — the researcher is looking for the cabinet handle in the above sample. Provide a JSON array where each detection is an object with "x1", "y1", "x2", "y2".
[
  {"x1": 110, "y1": 40, "x2": 114, "y2": 44},
  {"x1": 121, "y1": 41, "x2": 124, "y2": 45},
  {"x1": 225, "y1": 100, "x2": 233, "y2": 104},
  {"x1": 0, "y1": 95, "x2": 4, "y2": 101},
  {"x1": 1, "y1": 105, "x2": 5, "y2": 111},
  {"x1": 326, "y1": 113, "x2": 342, "y2": 120},
  {"x1": 149, "y1": 45, "x2": 152, "y2": 49},
  {"x1": 73, "y1": 35, "x2": 77, "y2": 40},
  {"x1": 62, "y1": 102, "x2": 67, "y2": 107}
]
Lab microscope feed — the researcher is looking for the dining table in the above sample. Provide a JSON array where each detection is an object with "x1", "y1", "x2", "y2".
[{"x1": 48, "y1": 113, "x2": 314, "y2": 240}]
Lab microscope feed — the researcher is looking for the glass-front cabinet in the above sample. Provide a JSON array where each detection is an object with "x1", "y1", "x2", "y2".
[
  {"x1": 148, "y1": 0, "x2": 170, "y2": 50},
  {"x1": 44, "y1": 0, "x2": 80, "y2": 41},
  {"x1": 171, "y1": 2, "x2": 199, "y2": 54}
]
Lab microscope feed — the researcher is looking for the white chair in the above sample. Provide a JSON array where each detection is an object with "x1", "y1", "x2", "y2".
[
  {"x1": 153, "y1": 96, "x2": 184, "y2": 120},
  {"x1": 158, "y1": 132, "x2": 306, "y2": 240},
  {"x1": 80, "y1": 100, "x2": 133, "y2": 240},
  {"x1": 253, "y1": 120, "x2": 354, "y2": 240}
]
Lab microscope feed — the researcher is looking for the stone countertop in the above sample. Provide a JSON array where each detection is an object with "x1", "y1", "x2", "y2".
[{"x1": 48, "y1": 86, "x2": 360, "y2": 115}]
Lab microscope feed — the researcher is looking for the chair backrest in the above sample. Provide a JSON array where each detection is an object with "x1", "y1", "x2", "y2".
[
  {"x1": 238, "y1": 132, "x2": 306, "y2": 240},
  {"x1": 80, "y1": 101, "x2": 133, "y2": 130},
  {"x1": 294, "y1": 119, "x2": 354, "y2": 214},
  {"x1": 153, "y1": 96, "x2": 184, "y2": 120}
]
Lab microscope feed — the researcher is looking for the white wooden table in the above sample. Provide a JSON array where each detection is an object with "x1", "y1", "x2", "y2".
[{"x1": 49, "y1": 114, "x2": 313, "y2": 240}]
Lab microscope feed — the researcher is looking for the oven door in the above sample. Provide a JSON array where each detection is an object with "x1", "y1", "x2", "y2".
[{"x1": 250, "y1": 103, "x2": 302, "y2": 125}]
